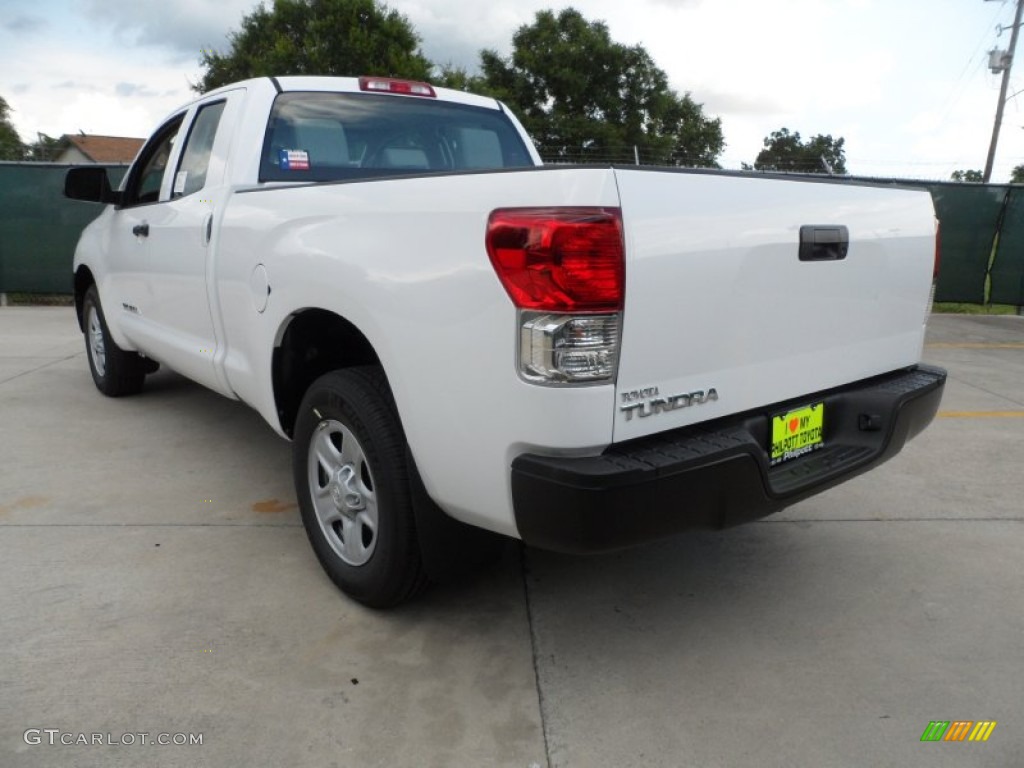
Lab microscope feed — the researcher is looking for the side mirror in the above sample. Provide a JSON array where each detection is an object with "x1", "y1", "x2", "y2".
[{"x1": 64, "y1": 167, "x2": 121, "y2": 205}]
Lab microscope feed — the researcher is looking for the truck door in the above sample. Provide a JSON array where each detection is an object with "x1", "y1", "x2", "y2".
[
  {"x1": 100, "y1": 112, "x2": 184, "y2": 353},
  {"x1": 113, "y1": 91, "x2": 242, "y2": 394}
]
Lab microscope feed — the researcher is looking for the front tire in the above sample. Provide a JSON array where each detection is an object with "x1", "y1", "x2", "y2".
[
  {"x1": 82, "y1": 285, "x2": 147, "y2": 396},
  {"x1": 292, "y1": 367, "x2": 427, "y2": 608}
]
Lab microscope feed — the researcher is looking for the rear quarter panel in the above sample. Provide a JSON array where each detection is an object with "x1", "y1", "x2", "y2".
[{"x1": 215, "y1": 168, "x2": 620, "y2": 536}]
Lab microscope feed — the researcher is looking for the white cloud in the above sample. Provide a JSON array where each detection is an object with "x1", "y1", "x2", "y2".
[
  {"x1": 2, "y1": 41, "x2": 200, "y2": 138},
  {"x1": 1, "y1": 0, "x2": 1022, "y2": 179},
  {"x1": 2, "y1": 14, "x2": 48, "y2": 34},
  {"x1": 79, "y1": 0, "x2": 257, "y2": 56},
  {"x1": 394, "y1": 0, "x2": 549, "y2": 69},
  {"x1": 54, "y1": 92, "x2": 156, "y2": 138}
]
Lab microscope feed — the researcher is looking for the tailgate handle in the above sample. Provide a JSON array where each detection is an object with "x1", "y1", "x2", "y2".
[{"x1": 799, "y1": 225, "x2": 848, "y2": 261}]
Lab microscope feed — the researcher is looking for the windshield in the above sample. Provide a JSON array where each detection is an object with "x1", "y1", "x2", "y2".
[{"x1": 259, "y1": 91, "x2": 534, "y2": 182}]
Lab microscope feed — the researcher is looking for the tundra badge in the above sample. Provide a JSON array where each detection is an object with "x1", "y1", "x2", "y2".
[{"x1": 620, "y1": 386, "x2": 719, "y2": 421}]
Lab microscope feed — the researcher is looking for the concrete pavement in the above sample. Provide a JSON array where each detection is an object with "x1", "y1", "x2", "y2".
[{"x1": 1, "y1": 307, "x2": 1021, "y2": 767}]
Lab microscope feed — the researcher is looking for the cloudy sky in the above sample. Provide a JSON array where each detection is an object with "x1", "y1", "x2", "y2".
[{"x1": 2, "y1": 0, "x2": 1023, "y2": 180}]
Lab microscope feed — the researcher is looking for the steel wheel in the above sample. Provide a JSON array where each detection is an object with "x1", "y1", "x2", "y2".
[
  {"x1": 81, "y1": 284, "x2": 147, "y2": 397},
  {"x1": 86, "y1": 303, "x2": 107, "y2": 377},
  {"x1": 308, "y1": 419, "x2": 378, "y2": 566},
  {"x1": 292, "y1": 367, "x2": 427, "y2": 607}
]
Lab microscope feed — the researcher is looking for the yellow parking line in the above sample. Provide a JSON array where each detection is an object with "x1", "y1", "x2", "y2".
[
  {"x1": 938, "y1": 411, "x2": 1024, "y2": 418},
  {"x1": 926, "y1": 342, "x2": 1024, "y2": 349}
]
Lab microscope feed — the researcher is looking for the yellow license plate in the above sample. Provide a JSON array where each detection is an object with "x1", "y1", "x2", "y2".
[{"x1": 770, "y1": 403, "x2": 824, "y2": 466}]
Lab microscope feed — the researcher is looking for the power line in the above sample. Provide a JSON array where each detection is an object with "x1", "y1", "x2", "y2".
[
  {"x1": 936, "y1": 0, "x2": 1011, "y2": 126},
  {"x1": 984, "y1": 0, "x2": 1024, "y2": 181}
]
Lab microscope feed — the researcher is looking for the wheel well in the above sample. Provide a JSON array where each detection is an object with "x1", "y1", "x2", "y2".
[
  {"x1": 273, "y1": 309, "x2": 380, "y2": 438},
  {"x1": 73, "y1": 266, "x2": 95, "y2": 331}
]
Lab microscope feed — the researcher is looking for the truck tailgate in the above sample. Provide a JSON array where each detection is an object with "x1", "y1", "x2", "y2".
[{"x1": 612, "y1": 169, "x2": 936, "y2": 442}]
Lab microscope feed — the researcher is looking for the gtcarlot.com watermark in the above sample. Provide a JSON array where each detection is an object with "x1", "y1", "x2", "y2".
[{"x1": 23, "y1": 729, "x2": 203, "y2": 747}]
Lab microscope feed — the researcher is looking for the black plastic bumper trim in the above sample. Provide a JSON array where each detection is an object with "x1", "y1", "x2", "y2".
[{"x1": 511, "y1": 365, "x2": 946, "y2": 553}]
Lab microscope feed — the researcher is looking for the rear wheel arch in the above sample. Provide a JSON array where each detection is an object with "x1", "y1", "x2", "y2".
[
  {"x1": 276, "y1": 308, "x2": 508, "y2": 602},
  {"x1": 272, "y1": 308, "x2": 382, "y2": 438}
]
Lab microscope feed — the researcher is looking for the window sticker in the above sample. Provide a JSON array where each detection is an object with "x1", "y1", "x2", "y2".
[
  {"x1": 279, "y1": 149, "x2": 310, "y2": 171},
  {"x1": 173, "y1": 171, "x2": 188, "y2": 195}
]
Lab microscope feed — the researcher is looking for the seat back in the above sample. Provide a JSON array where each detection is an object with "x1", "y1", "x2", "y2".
[
  {"x1": 378, "y1": 147, "x2": 430, "y2": 170},
  {"x1": 290, "y1": 119, "x2": 351, "y2": 169}
]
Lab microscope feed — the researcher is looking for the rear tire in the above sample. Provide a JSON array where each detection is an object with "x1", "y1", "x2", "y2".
[
  {"x1": 292, "y1": 367, "x2": 427, "y2": 608},
  {"x1": 82, "y1": 285, "x2": 147, "y2": 397}
]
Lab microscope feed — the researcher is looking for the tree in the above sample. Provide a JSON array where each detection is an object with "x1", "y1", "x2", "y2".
[
  {"x1": 1010, "y1": 164, "x2": 1024, "y2": 183},
  {"x1": 434, "y1": 64, "x2": 483, "y2": 93},
  {"x1": 475, "y1": 9, "x2": 723, "y2": 167},
  {"x1": 195, "y1": 0, "x2": 431, "y2": 93},
  {"x1": 0, "y1": 96, "x2": 25, "y2": 161},
  {"x1": 951, "y1": 169, "x2": 983, "y2": 182},
  {"x1": 753, "y1": 128, "x2": 846, "y2": 174},
  {"x1": 24, "y1": 133, "x2": 62, "y2": 162}
]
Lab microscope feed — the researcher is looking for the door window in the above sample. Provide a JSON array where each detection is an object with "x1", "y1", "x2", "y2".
[
  {"x1": 172, "y1": 101, "x2": 227, "y2": 198},
  {"x1": 121, "y1": 115, "x2": 184, "y2": 207}
]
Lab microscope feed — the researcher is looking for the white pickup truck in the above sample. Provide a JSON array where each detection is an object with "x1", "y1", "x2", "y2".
[{"x1": 65, "y1": 76, "x2": 946, "y2": 606}]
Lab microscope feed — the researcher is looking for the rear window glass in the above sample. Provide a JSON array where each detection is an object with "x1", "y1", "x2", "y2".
[{"x1": 259, "y1": 92, "x2": 534, "y2": 182}]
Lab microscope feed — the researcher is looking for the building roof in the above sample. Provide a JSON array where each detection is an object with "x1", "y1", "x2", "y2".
[{"x1": 63, "y1": 134, "x2": 145, "y2": 164}]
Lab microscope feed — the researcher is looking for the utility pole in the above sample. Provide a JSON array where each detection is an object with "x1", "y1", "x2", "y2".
[{"x1": 983, "y1": 0, "x2": 1024, "y2": 182}]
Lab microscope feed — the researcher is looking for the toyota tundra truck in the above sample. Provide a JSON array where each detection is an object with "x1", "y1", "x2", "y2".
[{"x1": 64, "y1": 76, "x2": 946, "y2": 607}]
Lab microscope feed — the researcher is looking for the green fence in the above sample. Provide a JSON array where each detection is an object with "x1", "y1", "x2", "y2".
[
  {"x1": 986, "y1": 186, "x2": 1024, "y2": 306},
  {"x1": 929, "y1": 184, "x2": 1004, "y2": 304},
  {"x1": 1, "y1": 164, "x2": 1022, "y2": 304},
  {"x1": 0, "y1": 163, "x2": 126, "y2": 294},
  {"x1": 927, "y1": 182, "x2": 1024, "y2": 305}
]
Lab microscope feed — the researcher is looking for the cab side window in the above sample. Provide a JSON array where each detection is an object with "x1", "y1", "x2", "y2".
[
  {"x1": 122, "y1": 115, "x2": 184, "y2": 207},
  {"x1": 172, "y1": 101, "x2": 226, "y2": 198}
]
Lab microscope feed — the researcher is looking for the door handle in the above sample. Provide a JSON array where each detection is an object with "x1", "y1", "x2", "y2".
[
  {"x1": 799, "y1": 225, "x2": 848, "y2": 261},
  {"x1": 132, "y1": 223, "x2": 150, "y2": 238}
]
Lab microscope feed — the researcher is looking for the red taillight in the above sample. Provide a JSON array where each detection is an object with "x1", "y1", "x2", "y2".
[
  {"x1": 934, "y1": 219, "x2": 942, "y2": 279},
  {"x1": 358, "y1": 76, "x2": 436, "y2": 97},
  {"x1": 486, "y1": 208, "x2": 625, "y2": 312}
]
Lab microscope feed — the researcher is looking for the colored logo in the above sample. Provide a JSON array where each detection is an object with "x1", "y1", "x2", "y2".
[
  {"x1": 279, "y1": 149, "x2": 310, "y2": 171},
  {"x1": 920, "y1": 720, "x2": 997, "y2": 742}
]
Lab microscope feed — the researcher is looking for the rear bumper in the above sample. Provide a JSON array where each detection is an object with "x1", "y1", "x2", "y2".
[{"x1": 511, "y1": 365, "x2": 946, "y2": 553}]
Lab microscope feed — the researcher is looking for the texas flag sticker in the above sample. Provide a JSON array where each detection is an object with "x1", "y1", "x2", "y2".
[{"x1": 279, "y1": 149, "x2": 310, "y2": 170}]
